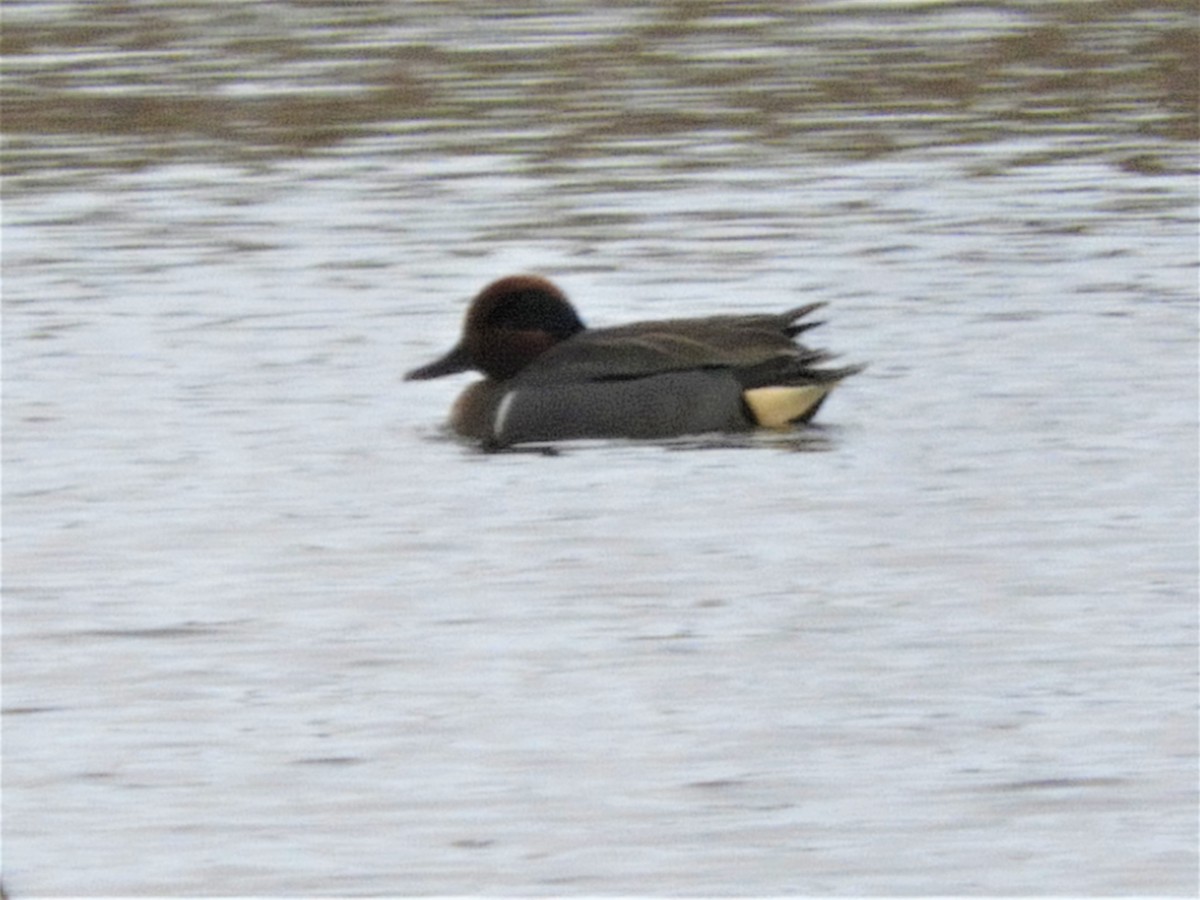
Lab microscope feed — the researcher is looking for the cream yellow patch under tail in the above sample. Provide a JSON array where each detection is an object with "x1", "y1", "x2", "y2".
[{"x1": 742, "y1": 384, "x2": 831, "y2": 429}]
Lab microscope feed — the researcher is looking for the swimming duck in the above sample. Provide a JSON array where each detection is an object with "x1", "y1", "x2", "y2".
[{"x1": 406, "y1": 275, "x2": 862, "y2": 448}]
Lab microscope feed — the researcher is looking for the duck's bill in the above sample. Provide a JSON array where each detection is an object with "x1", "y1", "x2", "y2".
[{"x1": 405, "y1": 343, "x2": 472, "y2": 380}]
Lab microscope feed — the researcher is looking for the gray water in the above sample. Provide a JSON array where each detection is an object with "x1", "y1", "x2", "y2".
[{"x1": 3, "y1": 1, "x2": 1197, "y2": 895}]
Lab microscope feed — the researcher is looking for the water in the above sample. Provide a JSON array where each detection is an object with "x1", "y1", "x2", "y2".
[{"x1": 3, "y1": 1, "x2": 1197, "y2": 895}]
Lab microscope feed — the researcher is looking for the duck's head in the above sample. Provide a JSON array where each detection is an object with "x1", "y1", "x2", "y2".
[{"x1": 405, "y1": 275, "x2": 586, "y2": 382}]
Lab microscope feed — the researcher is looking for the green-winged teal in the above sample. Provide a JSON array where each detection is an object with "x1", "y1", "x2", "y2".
[{"x1": 407, "y1": 275, "x2": 862, "y2": 447}]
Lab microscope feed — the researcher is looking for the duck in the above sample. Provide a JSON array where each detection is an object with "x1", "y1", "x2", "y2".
[{"x1": 405, "y1": 275, "x2": 862, "y2": 448}]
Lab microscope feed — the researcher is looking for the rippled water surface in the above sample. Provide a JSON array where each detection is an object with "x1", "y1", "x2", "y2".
[{"x1": 3, "y1": 1, "x2": 1197, "y2": 895}]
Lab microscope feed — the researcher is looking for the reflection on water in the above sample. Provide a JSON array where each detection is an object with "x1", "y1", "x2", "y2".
[
  {"x1": 3, "y1": 0, "x2": 1196, "y2": 184},
  {"x1": 2, "y1": 0, "x2": 1197, "y2": 896}
]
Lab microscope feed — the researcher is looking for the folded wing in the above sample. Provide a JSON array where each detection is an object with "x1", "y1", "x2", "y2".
[{"x1": 514, "y1": 303, "x2": 863, "y2": 388}]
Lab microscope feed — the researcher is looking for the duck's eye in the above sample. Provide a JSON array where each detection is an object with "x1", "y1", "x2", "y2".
[{"x1": 489, "y1": 290, "x2": 584, "y2": 338}]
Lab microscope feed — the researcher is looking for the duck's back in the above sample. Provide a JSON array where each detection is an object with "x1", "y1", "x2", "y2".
[{"x1": 513, "y1": 305, "x2": 834, "y2": 387}]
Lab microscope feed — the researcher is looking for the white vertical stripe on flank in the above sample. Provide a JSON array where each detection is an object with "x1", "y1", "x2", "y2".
[{"x1": 493, "y1": 389, "x2": 517, "y2": 441}]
